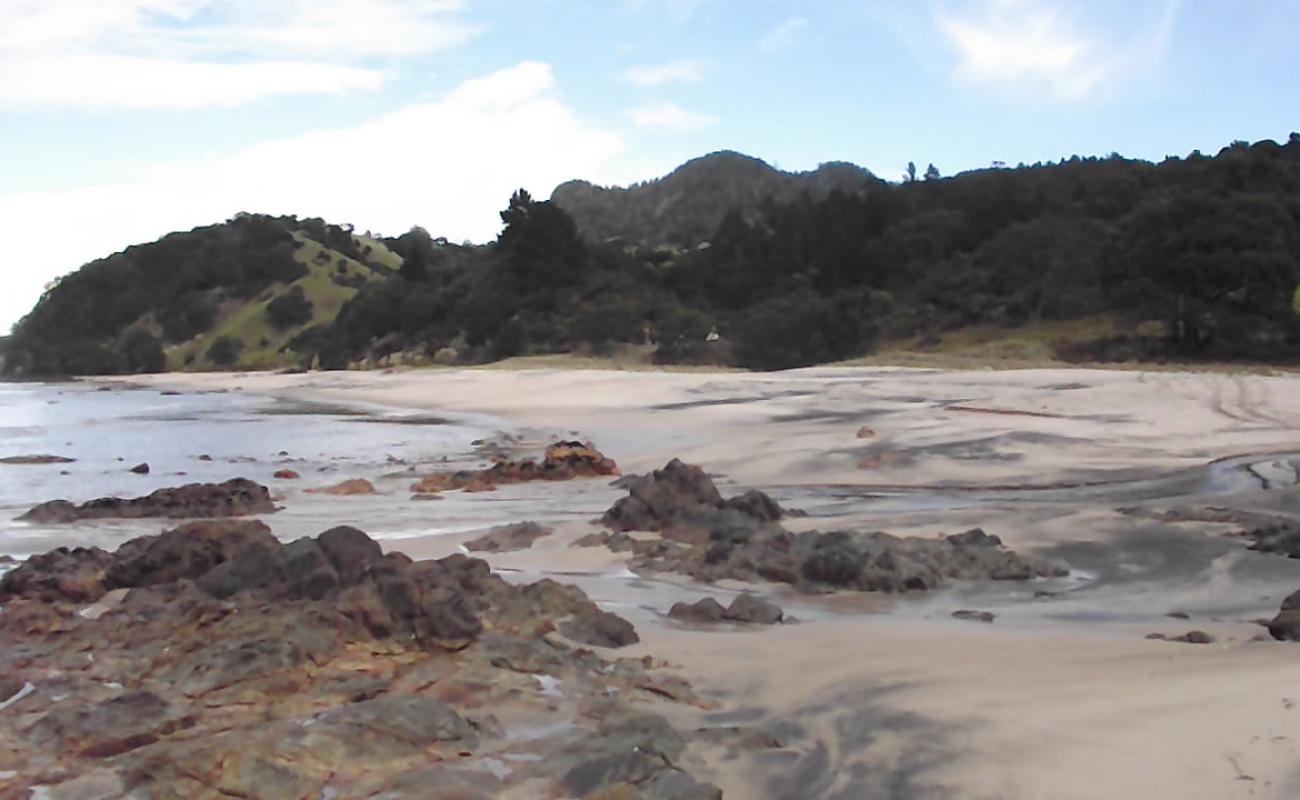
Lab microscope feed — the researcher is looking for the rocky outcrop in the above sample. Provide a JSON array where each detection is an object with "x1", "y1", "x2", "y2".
[
  {"x1": 17, "y1": 478, "x2": 275, "y2": 523},
  {"x1": 0, "y1": 523, "x2": 726, "y2": 798},
  {"x1": 0, "y1": 454, "x2": 75, "y2": 465},
  {"x1": 670, "y1": 594, "x2": 784, "y2": 625},
  {"x1": 411, "y1": 441, "x2": 619, "y2": 495},
  {"x1": 603, "y1": 459, "x2": 1066, "y2": 594},
  {"x1": 464, "y1": 521, "x2": 553, "y2": 553},
  {"x1": 1268, "y1": 588, "x2": 1300, "y2": 640}
]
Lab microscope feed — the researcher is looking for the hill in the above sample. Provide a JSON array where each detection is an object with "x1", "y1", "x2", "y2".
[
  {"x1": 1, "y1": 215, "x2": 405, "y2": 376},
  {"x1": 550, "y1": 150, "x2": 884, "y2": 249},
  {"x1": 6, "y1": 136, "x2": 1300, "y2": 376}
]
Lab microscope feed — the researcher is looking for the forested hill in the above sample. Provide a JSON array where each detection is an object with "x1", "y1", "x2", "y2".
[
  {"x1": 1, "y1": 215, "x2": 412, "y2": 375},
  {"x1": 550, "y1": 150, "x2": 883, "y2": 249},
  {"x1": 5, "y1": 135, "x2": 1300, "y2": 376}
]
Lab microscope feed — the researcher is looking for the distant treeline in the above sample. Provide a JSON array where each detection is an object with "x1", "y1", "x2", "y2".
[{"x1": 6, "y1": 136, "x2": 1300, "y2": 375}]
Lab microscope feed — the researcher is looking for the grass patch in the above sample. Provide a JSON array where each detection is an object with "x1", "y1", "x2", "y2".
[{"x1": 165, "y1": 234, "x2": 388, "y2": 370}]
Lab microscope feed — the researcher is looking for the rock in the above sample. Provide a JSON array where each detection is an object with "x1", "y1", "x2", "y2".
[
  {"x1": 1170, "y1": 630, "x2": 1215, "y2": 644},
  {"x1": 952, "y1": 609, "x2": 996, "y2": 623},
  {"x1": 412, "y1": 441, "x2": 619, "y2": 494},
  {"x1": 130, "y1": 462, "x2": 150, "y2": 474},
  {"x1": 1145, "y1": 633, "x2": 1168, "y2": 640},
  {"x1": 26, "y1": 691, "x2": 195, "y2": 758},
  {"x1": 855, "y1": 426, "x2": 875, "y2": 439},
  {"x1": 18, "y1": 478, "x2": 276, "y2": 523},
  {"x1": 572, "y1": 532, "x2": 613, "y2": 548},
  {"x1": 464, "y1": 521, "x2": 553, "y2": 553},
  {"x1": 609, "y1": 464, "x2": 1067, "y2": 596},
  {"x1": 0, "y1": 546, "x2": 113, "y2": 602},
  {"x1": 668, "y1": 597, "x2": 727, "y2": 623},
  {"x1": 0, "y1": 523, "x2": 708, "y2": 798},
  {"x1": 272, "y1": 469, "x2": 300, "y2": 479},
  {"x1": 1268, "y1": 589, "x2": 1300, "y2": 640},
  {"x1": 106, "y1": 520, "x2": 279, "y2": 591},
  {"x1": 197, "y1": 454, "x2": 213, "y2": 461},
  {"x1": 1243, "y1": 521, "x2": 1300, "y2": 559},
  {"x1": 560, "y1": 608, "x2": 640, "y2": 648},
  {"x1": 0, "y1": 454, "x2": 75, "y2": 464},
  {"x1": 723, "y1": 593, "x2": 784, "y2": 625},
  {"x1": 1166, "y1": 611, "x2": 1190, "y2": 620},
  {"x1": 308, "y1": 478, "x2": 378, "y2": 495}
]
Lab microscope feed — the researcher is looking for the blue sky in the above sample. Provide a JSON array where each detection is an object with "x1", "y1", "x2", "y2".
[{"x1": 2, "y1": 0, "x2": 1298, "y2": 331}]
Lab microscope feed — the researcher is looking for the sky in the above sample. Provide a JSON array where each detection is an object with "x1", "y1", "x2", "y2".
[{"x1": 2, "y1": 0, "x2": 1299, "y2": 332}]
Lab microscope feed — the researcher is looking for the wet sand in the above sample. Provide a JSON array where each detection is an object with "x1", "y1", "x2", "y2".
[{"x1": 121, "y1": 366, "x2": 1300, "y2": 798}]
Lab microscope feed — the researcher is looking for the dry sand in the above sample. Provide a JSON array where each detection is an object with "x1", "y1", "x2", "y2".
[{"x1": 129, "y1": 365, "x2": 1300, "y2": 799}]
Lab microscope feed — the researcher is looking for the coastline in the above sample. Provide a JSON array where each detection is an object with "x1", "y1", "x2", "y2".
[{"x1": 43, "y1": 365, "x2": 1300, "y2": 797}]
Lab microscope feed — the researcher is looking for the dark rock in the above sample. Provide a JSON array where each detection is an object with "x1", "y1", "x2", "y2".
[
  {"x1": 945, "y1": 528, "x2": 1003, "y2": 548},
  {"x1": 802, "y1": 540, "x2": 866, "y2": 586},
  {"x1": 317, "y1": 525, "x2": 385, "y2": 585},
  {"x1": 723, "y1": 593, "x2": 783, "y2": 625},
  {"x1": 105, "y1": 520, "x2": 279, "y2": 591},
  {"x1": 19, "y1": 478, "x2": 276, "y2": 523},
  {"x1": 1166, "y1": 611, "x2": 1190, "y2": 620},
  {"x1": 668, "y1": 597, "x2": 727, "y2": 623},
  {"x1": 952, "y1": 609, "x2": 996, "y2": 623},
  {"x1": 130, "y1": 462, "x2": 150, "y2": 474},
  {"x1": 0, "y1": 546, "x2": 114, "y2": 602},
  {"x1": 464, "y1": 521, "x2": 553, "y2": 553},
  {"x1": 560, "y1": 608, "x2": 640, "y2": 648},
  {"x1": 1243, "y1": 521, "x2": 1300, "y2": 559},
  {"x1": 0, "y1": 454, "x2": 75, "y2": 464},
  {"x1": 1170, "y1": 630, "x2": 1215, "y2": 644}
]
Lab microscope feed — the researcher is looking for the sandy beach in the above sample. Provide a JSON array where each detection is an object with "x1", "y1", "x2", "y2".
[{"x1": 90, "y1": 364, "x2": 1300, "y2": 798}]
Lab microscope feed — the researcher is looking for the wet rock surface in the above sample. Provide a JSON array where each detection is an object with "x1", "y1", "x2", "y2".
[
  {"x1": 602, "y1": 460, "x2": 1066, "y2": 593},
  {"x1": 670, "y1": 595, "x2": 785, "y2": 626},
  {"x1": 0, "y1": 523, "x2": 725, "y2": 798},
  {"x1": 17, "y1": 478, "x2": 276, "y2": 523},
  {"x1": 308, "y1": 478, "x2": 379, "y2": 495},
  {"x1": 411, "y1": 441, "x2": 619, "y2": 495}
]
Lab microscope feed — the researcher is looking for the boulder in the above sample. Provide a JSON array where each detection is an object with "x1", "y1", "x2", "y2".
[
  {"x1": 560, "y1": 608, "x2": 640, "y2": 648},
  {"x1": 952, "y1": 609, "x2": 996, "y2": 623},
  {"x1": 723, "y1": 594, "x2": 784, "y2": 625},
  {"x1": 105, "y1": 520, "x2": 279, "y2": 591},
  {"x1": 668, "y1": 597, "x2": 727, "y2": 623},
  {"x1": 130, "y1": 462, "x2": 150, "y2": 475},
  {"x1": 0, "y1": 546, "x2": 114, "y2": 602},
  {"x1": 272, "y1": 469, "x2": 300, "y2": 480}
]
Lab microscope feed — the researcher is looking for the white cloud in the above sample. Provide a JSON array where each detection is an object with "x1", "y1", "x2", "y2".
[
  {"x1": 757, "y1": 16, "x2": 808, "y2": 53},
  {"x1": 933, "y1": 0, "x2": 1178, "y2": 101},
  {"x1": 619, "y1": 59, "x2": 703, "y2": 87},
  {"x1": 0, "y1": 62, "x2": 646, "y2": 332},
  {"x1": 627, "y1": 100, "x2": 717, "y2": 130},
  {"x1": 0, "y1": 0, "x2": 479, "y2": 109}
]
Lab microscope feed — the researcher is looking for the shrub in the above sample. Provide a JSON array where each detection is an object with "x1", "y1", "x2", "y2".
[
  {"x1": 207, "y1": 336, "x2": 243, "y2": 367},
  {"x1": 266, "y1": 286, "x2": 314, "y2": 329}
]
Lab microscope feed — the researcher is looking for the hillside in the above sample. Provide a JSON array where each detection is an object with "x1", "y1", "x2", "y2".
[
  {"x1": 6, "y1": 136, "x2": 1300, "y2": 376},
  {"x1": 550, "y1": 150, "x2": 884, "y2": 249},
  {"x1": 2, "y1": 215, "x2": 404, "y2": 376}
]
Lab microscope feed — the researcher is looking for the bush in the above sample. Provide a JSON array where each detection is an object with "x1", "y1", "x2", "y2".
[
  {"x1": 207, "y1": 336, "x2": 243, "y2": 367},
  {"x1": 121, "y1": 329, "x2": 165, "y2": 373},
  {"x1": 732, "y1": 289, "x2": 876, "y2": 370},
  {"x1": 266, "y1": 286, "x2": 313, "y2": 329}
]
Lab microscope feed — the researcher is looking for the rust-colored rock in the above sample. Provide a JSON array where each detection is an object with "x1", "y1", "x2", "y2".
[
  {"x1": 273, "y1": 469, "x2": 300, "y2": 480},
  {"x1": 412, "y1": 441, "x2": 618, "y2": 495},
  {"x1": 0, "y1": 523, "x2": 717, "y2": 799},
  {"x1": 308, "y1": 478, "x2": 378, "y2": 495}
]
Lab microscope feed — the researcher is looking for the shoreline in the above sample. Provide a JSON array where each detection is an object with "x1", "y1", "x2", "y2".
[{"x1": 9, "y1": 365, "x2": 1300, "y2": 797}]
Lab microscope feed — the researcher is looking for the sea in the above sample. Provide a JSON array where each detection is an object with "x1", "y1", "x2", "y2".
[{"x1": 0, "y1": 381, "x2": 627, "y2": 563}]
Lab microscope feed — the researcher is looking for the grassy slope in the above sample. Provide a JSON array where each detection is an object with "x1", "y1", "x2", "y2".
[{"x1": 166, "y1": 234, "x2": 394, "y2": 370}]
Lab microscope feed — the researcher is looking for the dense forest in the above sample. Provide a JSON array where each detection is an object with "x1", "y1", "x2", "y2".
[{"x1": 5, "y1": 135, "x2": 1300, "y2": 376}]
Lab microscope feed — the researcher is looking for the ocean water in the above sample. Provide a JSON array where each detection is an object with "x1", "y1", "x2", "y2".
[{"x1": 0, "y1": 381, "x2": 548, "y2": 555}]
